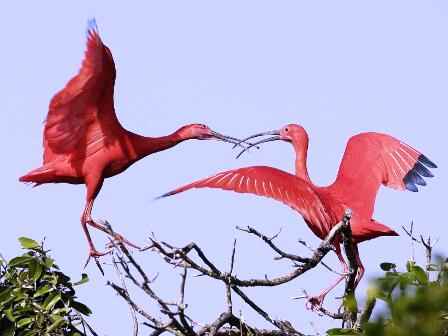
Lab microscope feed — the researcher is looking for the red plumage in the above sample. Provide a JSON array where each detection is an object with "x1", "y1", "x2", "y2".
[
  {"x1": 19, "y1": 19, "x2": 243, "y2": 263},
  {"x1": 160, "y1": 124, "x2": 437, "y2": 309}
]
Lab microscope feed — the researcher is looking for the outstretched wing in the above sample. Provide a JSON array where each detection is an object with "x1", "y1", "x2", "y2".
[
  {"x1": 43, "y1": 19, "x2": 121, "y2": 163},
  {"x1": 158, "y1": 166, "x2": 333, "y2": 235},
  {"x1": 327, "y1": 132, "x2": 437, "y2": 218}
]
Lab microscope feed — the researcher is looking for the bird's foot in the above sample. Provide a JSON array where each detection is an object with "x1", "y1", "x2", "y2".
[
  {"x1": 83, "y1": 247, "x2": 112, "y2": 275},
  {"x1": 91, "y1": 218, "x2": 141, "y2": 250},
  {"x1": 306, "y1": 295, "x2": 325, "y2": 312}
]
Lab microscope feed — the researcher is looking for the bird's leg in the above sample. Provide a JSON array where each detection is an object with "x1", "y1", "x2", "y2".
[
  {"x1": 354, "y1": 245, "x2": 365, "y2": 288},
  {"x1": 306, "y1": 245, "x2": 348, "y2": 311},
  {"x1": 87, "y1": 219, "x2": 141, "y2": 249},
  {"x1": 81, "y1": 199, "x2": 111, "y2": 267}
]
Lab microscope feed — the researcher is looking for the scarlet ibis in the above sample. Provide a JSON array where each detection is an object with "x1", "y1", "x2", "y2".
[
  {"x1": 157, "y1": 124, "x2": 437, "y2": 309},
  {"x1": 19, "y1": 19, "x2": 246, "y2": 262}
]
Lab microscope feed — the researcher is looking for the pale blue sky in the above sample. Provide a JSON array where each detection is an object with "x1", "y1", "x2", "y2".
[{"x1": 1, "y1": 2, "x2": 447, "y2": 335}]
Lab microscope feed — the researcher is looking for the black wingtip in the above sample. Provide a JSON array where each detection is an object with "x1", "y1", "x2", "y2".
[
  {"x1": 86, "y1": 17, "x2": 98, "y2": 36},
  {"x1": 152, "y1": 191, "x2": 174, "y2": 201},
  {"x1": 402, "y1": 154, "x2": 437, "y2": 192},
  {"x1": 406, "y1": 170, "x2": 427, "y2": 186},
  {"x1": 413, "y1": 161, "x2": 434, "y2": 178},
  {"x1": 418, "y1": 154, "x2": 437, "y2": 169},
  {"x1": 403, "y1": 174, "x2": 419, "y2": 192}
]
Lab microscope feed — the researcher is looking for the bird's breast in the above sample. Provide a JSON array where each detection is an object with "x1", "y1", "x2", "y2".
[{"x1": 102, "y1": 158, "x2": 134, "y2": 178}]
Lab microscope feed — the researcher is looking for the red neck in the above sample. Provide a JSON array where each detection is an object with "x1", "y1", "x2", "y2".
[
  {"x1": 127, "y1": 129, "x2": 185, "y2": 160},
  {"x1": 292, "y1": 138, "x2": 310, "y2": 183}
]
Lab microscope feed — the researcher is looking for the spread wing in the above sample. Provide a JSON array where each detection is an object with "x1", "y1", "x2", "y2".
[
  {"x1": 327, "y1": 132, "x2": 437, "y2": 218},
  {"x1": 158, "y1": 166, "x2": 333, "y2": 234},
  {"x1": 43, "y1": 19, "x2": 121, "y2": 163}
]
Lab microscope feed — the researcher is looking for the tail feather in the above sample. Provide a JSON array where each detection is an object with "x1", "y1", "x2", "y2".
[
  {"x1": 353, "y1": 219, "x2": 399, "y2": 243},
  {"x1": 19, "y1": 166, "x2": 56, "y2": 186}
]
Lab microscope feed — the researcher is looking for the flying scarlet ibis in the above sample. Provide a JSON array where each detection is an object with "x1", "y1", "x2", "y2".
[
  {"x1": 157, "y1": 124, "x2": 437, "y2": 309},
  {"x1": 19, "y1": 19, "x2": 245, "y2": 262}
]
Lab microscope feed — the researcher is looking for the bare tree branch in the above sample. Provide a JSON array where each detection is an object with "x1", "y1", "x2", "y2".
[
  {"x1": 104, "y1": 211, "x2": 359, "y2": 335},
  {"x1": 340, "y1": 209, "x2": 358, "y2": 327}
]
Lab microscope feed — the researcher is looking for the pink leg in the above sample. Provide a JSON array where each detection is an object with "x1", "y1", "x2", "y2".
[
  {"x1": 354, "y1": 245, "x2": 365, "y2": 288},
  {"x1": 307, "y1": 244, "x2": 348, "y2": 311},
  {"x1": 81, "y1": 199, "x2": 111, "y2": 261},
  {"x1": 81, "y1": 177, "x2": 141, "y2": 267}
]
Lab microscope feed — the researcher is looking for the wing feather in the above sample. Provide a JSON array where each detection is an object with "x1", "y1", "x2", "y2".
[
  {"x1": 43, "y1": 20, "x2": 120, "y2": 163},
  {"x1": 328, "y1": 132, "x2": 437, "y2": 218},
  {"x1": 159, "y1": 166, "x2": 333, "y2": 230}
]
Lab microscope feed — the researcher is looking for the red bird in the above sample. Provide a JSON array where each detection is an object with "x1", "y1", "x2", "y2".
[
  {"x1": 19, "y1": 19, "x2": 245, "y2": 261},
  {"x1": 158, "y1": 124, "x2": 437, "y2": 309}
]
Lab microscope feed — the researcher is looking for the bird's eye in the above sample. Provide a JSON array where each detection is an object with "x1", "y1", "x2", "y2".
[
  {"x1": 201, "y1": 124, "x2": 207, "y2": 128},
  {"x1": 285, "y1": 127, "x2": 289, "y2": 132}
]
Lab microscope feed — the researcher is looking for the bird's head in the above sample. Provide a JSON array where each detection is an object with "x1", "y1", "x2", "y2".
[
  {"x1": 179, "y1": 123, "x2": 214, "y2": 140},
  {"x1": 277, "y1": 124, "x2": 307, "y2": 142},
  {"x1": 235, "y1": 124, "x2": 308, "y2": 158},
  {"x1": 178, "y1": 123, "x2": 250, "y2": 148}
]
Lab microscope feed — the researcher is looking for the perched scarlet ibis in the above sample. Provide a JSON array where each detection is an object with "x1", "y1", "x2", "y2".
[
  {"x1": 158, "y1": 124, "x2": 437, "y2": 309},
  {"x1": 19, "y1": 19, "x2": 245, "y2": 262}
]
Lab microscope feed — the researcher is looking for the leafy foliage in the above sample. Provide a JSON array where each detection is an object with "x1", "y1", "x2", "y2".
[
  {"x1": 327, "y1": 256, "x2": 448, "y2": 336},
  {"x1": 364, "y1": 256, "x2": 448, "y2": 336},
  {"x1": 0, "y1": 237, "x2": 92, "y2": 335}
]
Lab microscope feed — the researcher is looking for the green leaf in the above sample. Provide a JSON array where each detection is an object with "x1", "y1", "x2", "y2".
[
  {"x1": 49, "y1": 313, "x2": 64, "y2": 323},
  {"x1": 73, "y1": 273, "x2": 89, "y2": 286},
  {"x1": 44, "y1": 257, "x2": 54, "y2": 269},
  {"x1": 18, "y1": 237, "x2": 41, "y2": 250},
  {"x1": 5, "y1": 307, "x2": 16, "y2": 322},
  {"x1": 46, "y1": 317, "x2": 67, "y2": 333},
  {"x1": 410, "y1": 265, "x2": 428, "y2": 285},
  {"x1": 343, "y1": 293, "x2": 358, "y2": 312},
  {"x1": 367, "y1": 287, "x2": 391, "y2": 304},
  {"x1": 426, "y1": 263, "x2": 439, "y2": 271},
  {"x1": 43, "y1": 292, "x2": 61, "y2": 311},
  {"x1": 37, "y1": 315, "x2": 44, "y2": 326},
  {"x1": 8, "y1": 256, "x2": 32, "y2": 267},
  {"x1": 28, "y1": 259, "x2": 38, "y2": 281},
  {"x1": 33, "y1": 262, "x2": 43, "y2": 282},
  {"x1": 12, "y1": 290, "x2": 27, "y2": 301},
  {"x1": 71, "y1": 300, "x2": 92, "y2": 316},
  {"x1": 52, "y1": 307, "x2": 70, "y2": 315},
  {"x1": 16, "y1": 317, "x2": 33, "y2": 328},
  {"x1": 34, "y1": 284, "x2": 53, "y2": 298},
  {"x1": 0, "y1": 287, "x2": 13, "y2": 302},
  {"x1": 380, "y1": 262, "x2": 396, "y2": 271},
  {"x1": 42, "y1": 274, "x2": 58, "y2": 285},
  {"x1": 406, "y1": 260, "x2": 416, "y2": 272}
]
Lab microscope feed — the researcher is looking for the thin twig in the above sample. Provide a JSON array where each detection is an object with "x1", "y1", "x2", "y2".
[
  {"x1": 237, "y1": 226, "x2": 310, "y2": 263},
  {"x1": 111, "y1": 251, "x2": 138, "y2": 336}
]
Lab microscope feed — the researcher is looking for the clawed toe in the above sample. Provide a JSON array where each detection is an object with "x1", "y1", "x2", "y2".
[
  {"x1": 83, "y1": 247, "x2": 112, "y2": 270},
  {"x1": 306, "y1": 296, "x2": 324, "y2": 311}
]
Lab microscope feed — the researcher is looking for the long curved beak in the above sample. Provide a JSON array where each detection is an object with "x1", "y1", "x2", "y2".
[
  {"x1": 209, "y1": 130, "x2": 257, "y2": 149},
  {"x1": 234, "y1": 130, "x2": 281, "y2": 159}
]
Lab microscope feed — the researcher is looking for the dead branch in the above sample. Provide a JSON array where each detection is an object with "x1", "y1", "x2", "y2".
[{"x1": 104, "y1": 210, "x2": 358, "y2": 335}]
